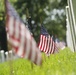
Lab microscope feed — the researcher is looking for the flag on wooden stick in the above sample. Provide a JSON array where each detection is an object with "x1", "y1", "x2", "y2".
[
  {"x1": 38, "y1": 25, "x2": 58, "y2": 56},
  {"x1": 5, "y1": 0, "x2": 42, "y2": 65}
]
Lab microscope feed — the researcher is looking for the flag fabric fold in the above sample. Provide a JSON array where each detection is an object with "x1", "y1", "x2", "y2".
[
  {"x1": 38, "y1": 25, "x2": 58, "y2": 55},
  {"x1": 5, "y1": 0, "x2": 42, "y2": 65}
]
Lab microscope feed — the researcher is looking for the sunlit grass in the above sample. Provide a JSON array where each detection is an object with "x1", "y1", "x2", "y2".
[{"x1": 0, "y1": 47, "x2": 76, "y2": 75}]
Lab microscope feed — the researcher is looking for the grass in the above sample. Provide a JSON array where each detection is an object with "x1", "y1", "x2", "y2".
[{"x1": 0, "y1": 47, "x2": 76, "y2": 75}]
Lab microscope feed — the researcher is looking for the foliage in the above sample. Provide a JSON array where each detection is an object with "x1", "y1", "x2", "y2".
[
  {"x1": 0, "y1": 47, "x2": 76, "y2": 75},
  {"x1": 14, "y1": 0, "x2": 67, "y2": 41},
  {"x1": 0, "y1": 0, "x2": 17, "y2": 32},
  {"x1": 44, "y1": 0, "x2": 67, "y2": 41},
  {"x1": 0, "y1": 0, "x2": 67, "y2": 41}
]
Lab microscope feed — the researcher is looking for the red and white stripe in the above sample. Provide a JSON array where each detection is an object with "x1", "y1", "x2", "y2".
[
  {"x1": 5, "y1": 0, "x2": 42, "y2": 65},
  {"x1": 38, "y1": 34, "x2": 58, "y2": 55}
]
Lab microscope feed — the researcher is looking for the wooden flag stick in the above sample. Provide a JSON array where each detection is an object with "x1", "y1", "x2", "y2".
[
  {"x1": 44, "y1": 53, "x2": 46, "y2": 62},
  {"x1": 8, "y1": 53, "x2": 14, "y2": 75},
  {"x1": 40, "y1": 17, "x2": 43, "y2": 25},
  {"x1": 40, "y1": 17, "x2": 47, "y2": 62},
  {"x1": 7, "y1": 41, "x2": 14, "y2": 75},
  {"x1": 26, "y1": 8, "x2": 30, "y2": 19},
  {"x1": 31, "y1": 62, "x2": 34, "y2": 69},
  {"x1": 26, "y1": 8, "x2": 34, "y2": 69}
]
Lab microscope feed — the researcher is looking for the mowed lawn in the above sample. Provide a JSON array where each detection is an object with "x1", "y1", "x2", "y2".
[{"x1": 0, "y1": 47, "x2": 76, "y2": 75}]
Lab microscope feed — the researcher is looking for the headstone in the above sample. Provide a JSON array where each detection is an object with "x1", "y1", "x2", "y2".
[{"x1": 0, "y1": 50, "x2": 5, "y2": 62}]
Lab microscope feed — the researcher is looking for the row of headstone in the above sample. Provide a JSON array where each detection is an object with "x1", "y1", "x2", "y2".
[{"x1": 0, "y1": 50, "x2": 19, "y2": 63}]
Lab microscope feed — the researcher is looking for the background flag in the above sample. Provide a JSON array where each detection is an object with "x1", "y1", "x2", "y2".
[
  {"x1": 5, "y1": 0, "x2": 42, "y2": 65},
  {"x1": 38, "y1": 25, "x2": 58, "y2": 55},
  {"x1": 56, "y1": 41, "x2": 66, "y2": 50}
]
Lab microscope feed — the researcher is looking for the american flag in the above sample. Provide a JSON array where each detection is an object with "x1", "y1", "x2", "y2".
[
  {"x1": 56, "y1": 41, "x2": 66, "y2": 50},
  {"x1": 5, "y1": 0, "x2": 42, "y2": 65},
  {"x1": 38, "y1": 25, "x2": 58, "y2": 55}
]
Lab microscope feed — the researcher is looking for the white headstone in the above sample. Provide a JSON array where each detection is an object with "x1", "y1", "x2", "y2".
[{"x1": 0, "y1": 50, "x2": 5, "y2": 62}]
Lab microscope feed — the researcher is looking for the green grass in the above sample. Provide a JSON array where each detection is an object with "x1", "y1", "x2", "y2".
[{"x1": 0, "y1": 47, "x2": 76, "y2": 75}]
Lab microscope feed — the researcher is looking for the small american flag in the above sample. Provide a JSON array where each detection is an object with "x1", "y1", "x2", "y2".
[
  {"x1": 38, "y1": 25, "x2": 58, "y2": 55},
  {"x1": 5, "y1": 0, "x2": 42, "y2": 65},
  {"x1": 56, "y1": 41, "x2": 66, "y2": 50}
]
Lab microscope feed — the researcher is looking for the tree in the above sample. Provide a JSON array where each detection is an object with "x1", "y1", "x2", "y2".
[
  {"x1": 0, "y1": 0, "x2": 67, "y2": 43},
  {"x1": 14, "y1": 0, "x2": 50, "y2": 41},
  {"x1": 14, "y1": 0, "x2": 67, "y2": 42},
  {"x1": 44, "y1": 0, "x2": 67, "y2": 41}
]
